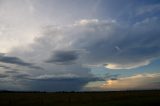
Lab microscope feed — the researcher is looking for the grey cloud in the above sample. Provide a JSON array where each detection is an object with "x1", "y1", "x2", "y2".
[
  {"x1": 13, "y1": 73, "x2": 31, "y2": 79},
  {"x1": 28, "y1": 78, "x2": 90, "y2": 91},
  {"x1": 71, "y1": 18, "x2": 160, "y2": 69},
  {"x1": 104, "y1": 73, "x2": 120, "y2": 80},
  {"x1": 0, "y1": 54, "x2": 42, "y2": 70},
  {"x1": 27, "y1": 75, "x2": 104, "y2": 92},
  {"x1": 136, "y1": 4, "x2": 160, "y2": 16},
  {"x1": 0, "y1": 70, "x2": 105, "y2": 91},
  {"x1": 0, "y1": 65, "x2": 11, "y2": 70},
  {"x1": 0, "y1": 61, "x2": 101, "y2": 91},
  {"x1": 46, "y1": 50, "x2": 79, "y2": 64},
  {"x1": 2, "y1": 70, "x2": 31, "y2": 80},
  {"x1": 11, "y1": 18, "x2": 160, "y2": 70},
  {"x1": 110, "y1": 78, "x2": 118, "y2": 80},
  {"x1": 0, "y1": 55, "x2": 30, "y2": 66},
  {"x1": 7, "y1": 17, "x2": 160, "y2": 91},
  {"x1": 29, "y1": 65, "x2": 44, "y2": 70},
  {"x1": 5, "y1": 70, "x2": 19, "y2": 74},
  {"x1": 0, "y1": 74, "x2": 8, "y2": 78}
]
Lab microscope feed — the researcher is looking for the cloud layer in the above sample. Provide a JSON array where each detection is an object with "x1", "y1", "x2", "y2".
[
  {"x1": 6, "y1": 17, "x2": 160, "y2": 91},
  {"x1": 0, "y1": 53, "x2": 42, "y2": 70},
  {"x1": 19, "y1": 17, "x2": 160, "y2": 70}
]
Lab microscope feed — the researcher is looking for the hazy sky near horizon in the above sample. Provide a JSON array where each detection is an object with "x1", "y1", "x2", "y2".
[{"x1": 0, "y1": 0, "x2": 160, "y2": 91}]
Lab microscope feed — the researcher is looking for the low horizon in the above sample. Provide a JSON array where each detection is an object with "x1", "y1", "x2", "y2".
[{"x1": 0, "y1": 89, "x2": 160, "y2": 93}]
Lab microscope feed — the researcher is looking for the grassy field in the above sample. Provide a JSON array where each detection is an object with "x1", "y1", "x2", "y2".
[{"x1": 0, "y1": 90, "x2": 160, "y2": 106}]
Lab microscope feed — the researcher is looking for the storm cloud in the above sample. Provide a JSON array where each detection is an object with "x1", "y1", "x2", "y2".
[
  {"x1": 0, "y1": 71, "x2": 104, "y2": 91},
  {"x1": 0, "y1": 54, "x2": 31, "y2": 66},
  {"x1": 7, "y1": 17, "x2": 160, "y2": 91},
  {"x1": 28, "y1": 75, "x2": 104, "y2": 91},
  {"x1": 22, "y1": 17, "x2": 160, "y2": 69},
  {"x1": 0, "y1": 0, "x2": 160, "y2": 91}
]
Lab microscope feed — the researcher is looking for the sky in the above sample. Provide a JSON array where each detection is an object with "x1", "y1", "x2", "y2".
[{"x1": 0, "y1": 0, "x2": 160, "y2": 91}]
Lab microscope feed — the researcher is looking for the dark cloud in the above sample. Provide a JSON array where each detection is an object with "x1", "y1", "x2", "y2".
[
  {"x1": 110, "y1": 78, "x2": 118, "y2": 80},
  {"x1": 1, "y1": 70, "x2": 31, "y2": 80},
  {"x1": 13, "y1": 73, "x2": 31, "y2": 79},
  {"x1": 71, "y1": 18, "x2": 160, "y2": 69},
  {"x1": 6, "y1": 9, "x2": 160, "y2": 91},
  {"x1": 0, "y1": 74, "x2": 8, "y2": 78},
  {"x1": 27, "y1": 76, "x2": 104, "y2": 92},
  {"x1": 5, "y1": 70, "x2": 18, "y2": 74},
  {"x1": 0, "y1": 65, "x2": 11, "y2": 70},
  {"x1": 46, "y1": 50, "x2": 79, "y2": 64},
  {"x1": 0, "y1": 55, "x2": 31, "y2": 66},
  {"x1": 0, "y1": 54, "x2": 42, "y2": 70},
  {"x1": 104, "y1": 73, "x2": 120, "y2": 80}
]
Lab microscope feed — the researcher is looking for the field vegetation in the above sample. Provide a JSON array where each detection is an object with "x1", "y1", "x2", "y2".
[{"x1": 0, "y1": 90, "x2": 159, "y2": 106}]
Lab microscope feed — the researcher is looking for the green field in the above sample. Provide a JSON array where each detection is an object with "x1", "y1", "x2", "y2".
[{"x1": 0, "y1": 90, "x2": 160, "y2": 106}]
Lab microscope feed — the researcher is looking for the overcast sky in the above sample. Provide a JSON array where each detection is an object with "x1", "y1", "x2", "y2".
[{"x1": 0, "y1": 0, "x2": 160, "y2": 91}]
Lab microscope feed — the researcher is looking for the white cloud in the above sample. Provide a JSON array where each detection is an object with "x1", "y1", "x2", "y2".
[
  {"x1": 75, "y1": 19, "x2": 99, "y2": 26},
  {"x1": 0, "y1": 0, "x2": 42, "y2": 53},
  {"x1": 105, "y1": 60, "x2": 150, "y2": 69}
]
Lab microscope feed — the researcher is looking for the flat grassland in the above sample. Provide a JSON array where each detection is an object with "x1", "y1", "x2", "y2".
[{"x1": 0, "y1": 90, "x2": 160, "y2": 106}]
